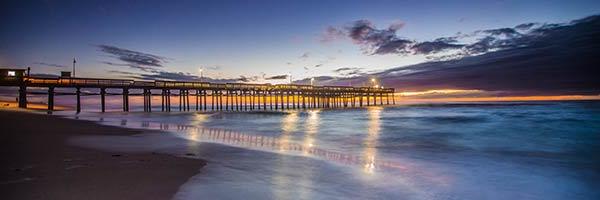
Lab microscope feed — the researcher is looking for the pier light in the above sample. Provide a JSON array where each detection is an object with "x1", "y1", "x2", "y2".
[
  {"x1": 370, "y1": 78, "x2": 378, "y2": 87},
  {"x1": 198, "y1": 68, "x2": 204, "y2": 82}
]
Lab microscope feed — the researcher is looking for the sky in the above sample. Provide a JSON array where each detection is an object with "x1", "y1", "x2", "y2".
[{"x1": 1, "y1": 0, "x2": 599, "y2": 96}]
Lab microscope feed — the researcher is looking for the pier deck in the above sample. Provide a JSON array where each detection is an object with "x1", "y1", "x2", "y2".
[{"x1": 0, "y1": 76, "x2": 395, "y2": 113}]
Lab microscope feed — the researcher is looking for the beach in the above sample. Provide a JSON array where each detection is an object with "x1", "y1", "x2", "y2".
[
  {"x1": 0, "y1": 109, "x2": 206, "y2": 200},
  {"x1": 0, "y1": 101, "x2": 598, "y2": 200}
]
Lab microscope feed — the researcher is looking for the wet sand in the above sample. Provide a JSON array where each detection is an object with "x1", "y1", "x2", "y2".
[{"x1": 0, "y1": 110, "x2": 206, "y2": 200}]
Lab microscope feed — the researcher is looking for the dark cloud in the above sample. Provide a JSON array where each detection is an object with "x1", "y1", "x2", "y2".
[
  {"x1": 514, "y1": 23, "x2": 538, "y2": 31},
  {"x1": 106, "y1": 70, "x2": 137, "y2": 75},
  {"x1": 481, "y1": 28, "x2": 521, "y2": 37},
  {"x1": 325, "y1": 17, "x2": 585, "y2": 59},
  {"x1": 464, "y1": 36, "x2": 496, "y2": 54},
  {"x1": 266, "y1": 74, "x2": 288, "y2": 80},
  {"x1": 307, "y1": 15, "x2": 600, "y2": 95},
  {"x1": 333, "y1": 67, "x2": 364, "y2": 77},
  {"x1": 109, "y1": 70, "x2": 198, "y2": 81},
  {"x1": 412, "y1": 40, "x2": 464, "y2": 54},
  {"x1": 333, "y1": 67, "x2": 356, "y2": 73},
  {"x1": 33, "y1": 62, "x2": 68, "y2": 68},
  {"x1": 237, "y1": 75, "x2": 262, "y2": 82},
  {"x1": 374, "y1": 39, "x2": 413, "y2": 55},
  {"x1": 314, "y1": 64, "x2": 322, "y2": 68},
  {"x1": 345, "y1": 19, "x2": 412, "y2": 55},
  {"x1": 97, "y1": 45, "x2": 167, "y2": 70}
]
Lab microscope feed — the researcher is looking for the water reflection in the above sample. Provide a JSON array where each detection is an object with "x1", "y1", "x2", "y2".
[
  {"x1": 363, "y1": 106, "x2": 382, "y2": 174},
  {"x1": 298, "y1": 110, "x2": 320, "y2": 199},
  {"x1": 83, "y1": 115, "x2": 409, "y2": 173},
  {"x1": 281, "y1": 111, "x2": 299, "y2": 134},
  {"x1": 278, "y1": 111, "x2": 298, "y2": 152},
  {"x1": 187, "y1": 127, "x2": 200, "y2": 154},
  {"x1": 302, "y1": 110, "x2": 319, "y2": 155},
  {"x1": 193, "y1": 113, "x2": 209, "y2": 127}
]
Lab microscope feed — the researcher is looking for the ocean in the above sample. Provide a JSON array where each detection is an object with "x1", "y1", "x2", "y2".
[{"x1": 59, "y1": 101, "x2": 599, "y2": 200}]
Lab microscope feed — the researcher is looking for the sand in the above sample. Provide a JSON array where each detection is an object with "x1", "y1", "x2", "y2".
[{"x1": 0, "y1": 110, "x2": 206, "y2": 200}]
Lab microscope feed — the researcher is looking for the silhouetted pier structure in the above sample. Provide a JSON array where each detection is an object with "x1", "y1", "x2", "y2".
[{"x1": 1, "y1": 76, "x2": 395, "y2": 113}]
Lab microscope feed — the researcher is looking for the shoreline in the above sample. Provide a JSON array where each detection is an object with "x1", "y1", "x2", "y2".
[{"x1": 0, "y1": 109, "x2": 206, "y2": 200}]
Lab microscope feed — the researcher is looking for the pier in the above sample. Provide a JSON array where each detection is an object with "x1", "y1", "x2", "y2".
[{"x1": 0, "y1": 75, "x2": 395, "y2": 113}]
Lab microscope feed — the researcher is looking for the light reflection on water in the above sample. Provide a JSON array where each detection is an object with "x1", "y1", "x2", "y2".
[
  {"x1": 363, "y1": 106, "x2": 381, "y2": 174},
  {"x1": 61, "y1": 101, "x2": 600, "y2": 200},
  {"x1": 80, "y1": 115, "x2": 412, "y2": 173},
  {"x1": 303, "y1": 110, "x2": 319, "y2": 155}
]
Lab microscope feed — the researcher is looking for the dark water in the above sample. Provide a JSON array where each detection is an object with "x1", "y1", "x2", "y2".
[{"x1": 62, "y1": 101, "x2": 600, "y2": 200}]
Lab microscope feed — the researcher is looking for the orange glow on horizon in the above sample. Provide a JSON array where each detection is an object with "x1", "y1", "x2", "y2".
[
  {"x1": 398, "y1": 95, "x2": 600, "y2": 102},
  {"x1": 399, "y1": 89, "x2": 484, "y2": 96},
  {"x1": 396, "y1": 89, "x2": 600, "y2": 102}
]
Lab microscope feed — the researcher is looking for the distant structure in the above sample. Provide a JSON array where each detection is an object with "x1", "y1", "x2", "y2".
[
  {"x1": 72, "y1": 58, "x2": 76, "y2": 77},
  {"x1": 61, "y1": 71, "x2": 72, "y2": 77},
  {"x1": 0, "y1": 68, "x2": 395, "y2": 113},
  {"x1": 0, "y1": 68, "x2": 26, "y2": 78}
]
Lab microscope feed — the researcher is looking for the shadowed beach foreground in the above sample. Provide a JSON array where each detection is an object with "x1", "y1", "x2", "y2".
[{"x1": 0, "y1": 110, "x2": 206, "y2": 200}]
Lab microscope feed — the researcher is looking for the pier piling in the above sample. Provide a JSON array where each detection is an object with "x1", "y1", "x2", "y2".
[
  {"x1": 76, "y1": 87, "x2": 81, "y2": 113},
  {"x1": 100, "y1": 88, "x2": 106, "y2": 112}
]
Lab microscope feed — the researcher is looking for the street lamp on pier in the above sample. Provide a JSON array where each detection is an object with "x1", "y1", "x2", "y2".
[
  {"x1": 198, "y1": 68, "x2": 204, "y2": 82},
  {"x1": 371, "y1": 78, "x2": 377, "y2": 88}
]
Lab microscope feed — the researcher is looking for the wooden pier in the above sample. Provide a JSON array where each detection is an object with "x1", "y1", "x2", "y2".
[{"x1": 0, "y1": 76, "x2": 395, "y2": 113}]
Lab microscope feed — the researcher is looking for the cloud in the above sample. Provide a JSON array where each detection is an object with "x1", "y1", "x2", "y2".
[
  {"x1": 108, "y1": 69, "x2": 245, "y2": 83},
  {"x1": 293, "y1": 76, "x2": 339, "y2": 85},
  {"x1": 344, "y1": 19, "x2": 412, "y2": 55},
  {"x1": 203, "y1": 65, "x2": 222, "y2": 70},
  {"x1": 333, "y1": 67, "x2": 364, "y2": 77},
  {"x1": 314, "y1": 64, "x2": 322, "y2": 68},
  {"x1": 266, "y1": 74, "x2": 289, "y2": 80},
  {"x1": 34, "y1": 62, "x2": 68, "y2": 68},
  {"x1": 412, "y1": 39, "x2": 464, "y2": 54},
  {"x1": 388, "y1": 20, "x2": 405, "y2": 31},
  {"x1": 481, "y1": 28, "x2": 521, "y2": 37},
  {"x1": 320, "y1": 26, "x2": 345, "y2": 43},
  {"x1": 299, "y1": 52, "x2": 310, "y2": 59},
  {"x1": 514, "y1": 22, "x2": 538, "y2": 31},
  {"x1": 304, "y1": 15, "x2": 600, "y2": 96},
  {"x1": 109, "y1": 70, "x2": 198, "y2": 81},
  {"x1": 97, "y1": 45, "x2": 167, "y2": 70},
  {"x1": 324, "y1": 17, "x2": 581, "y2": 59},
  {"x1": 237, "y1": 75, "x2": 263, "y2": 82}
]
